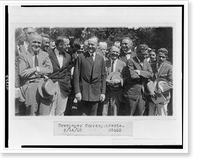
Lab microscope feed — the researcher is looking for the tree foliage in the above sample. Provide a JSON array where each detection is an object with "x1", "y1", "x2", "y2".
[{"x1": 35, "y1": 27, "x2": 173, "y2": 62}]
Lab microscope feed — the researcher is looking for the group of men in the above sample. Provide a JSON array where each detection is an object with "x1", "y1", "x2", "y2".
[{"x1": 15, "y1": 27, "x2": 173, "y2": 116}]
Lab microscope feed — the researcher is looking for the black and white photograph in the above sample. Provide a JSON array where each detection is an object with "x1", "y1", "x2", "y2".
[
  {"x1": 15, "y1": 26, "x2": 173, "y2": 117},
  {"x1": 1, "y1": 1, "x2": 188, "y2": 153}
]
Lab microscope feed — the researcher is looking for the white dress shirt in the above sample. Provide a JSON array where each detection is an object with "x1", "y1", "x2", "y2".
[
  {"x1": 32, "y1": 53, "x2": 40, "y2": 73},
  {"x1": 55, "y1": 48, "x2": 64, "y2": 68},
  {"x1": 111, "y1": 59, "x2": 118, "y2": 72},
  {"x1": 125, "y1": 50, "x2": 132, "y2": 60},
  {"x1": 89, "y1": 52, "x2": 96, "y2": 61}
]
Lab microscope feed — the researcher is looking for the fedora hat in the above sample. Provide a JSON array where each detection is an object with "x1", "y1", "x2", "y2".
[
  {"x1": 143, "y1": 80, "x2": 167, "y2": 104},
  {"x1": 143, "y1": 80, "x2": 156, "y2": 96},
  {"x1": 38, "y1": 78, "x2": 56, "y2": 100},
  {"x1": 156, "y1": 78, "x2": 172, "y2": 94},
  {"x1": 106, "y1": 71, "x2": 123, "y2": 90}
]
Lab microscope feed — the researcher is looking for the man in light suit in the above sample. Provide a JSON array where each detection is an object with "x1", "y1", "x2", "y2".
[
  {"x1": 48, "y1": 36, "x2": 72, "y2": 116},
  {"x1": 19, "y1": 33, "x2": 53, "y2": 116},
  {"x1": 103, "y1": 46, "x2": 126, "y2": 116},
  {"x1": 73, "y1": 36, "x2": 106, "y2": 116},
  {"x1": 154, "y1": 48, "x2": 173, "y2": 116},
  {"x1": 123, "y1": 44, "x2": 153, "y2": 116}
]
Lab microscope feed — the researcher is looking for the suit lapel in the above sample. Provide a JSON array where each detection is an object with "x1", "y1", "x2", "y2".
[
  {"x1": 37, "y1": 50, "x2": 43, "y2": 66},
  {"x1": 19, "y1": 45, "x2": 26, "y2": 53},
  {"x1": 49, "y1": 48, "x2": 60, "y2": 68},
  {"x1": 133, "y1": 57, "x2": 142, "y2": 70},
  {"x1": 85, "y1": 52, "x2": 94, "y2": 66},
  {"x1": 107, "y1": 59, "x2": 112, "y2": 75},
  {"x1": 26, "y1": 50, "x2": 34, "y2": 67},
  {"x1": 157, "y1": 62, "x2": 166, "y2": 77},
  {"x1": 115, "y1": 59, "x2": 121, "y2": 72},
  {"x1": 142, "y1": 60, "x2": 148, "y2": 71},
  {"x1": 93, "y1": 52, "x2": 100, "y2": 73},
  {"x1": 62, "y1": 56, "x2": 67, "y2": 68},
  {"x1": 62, "y1": 52, "x2": 70, "y2": 68}
]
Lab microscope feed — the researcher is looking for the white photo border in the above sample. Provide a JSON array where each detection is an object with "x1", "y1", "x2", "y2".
[{"x1": 0, "y1": 0, "x2": 187, "y2": 152}]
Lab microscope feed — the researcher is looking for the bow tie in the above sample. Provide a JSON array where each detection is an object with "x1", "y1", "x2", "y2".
[{"x1": 59, "y1": 52, "x2": 64, "y2": 55}]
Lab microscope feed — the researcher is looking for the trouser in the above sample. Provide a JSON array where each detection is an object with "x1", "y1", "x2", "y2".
[
  {"x1": 24, "y1": 82, "x2": 52, "y2": 116},
  {"x1": 156, "y1": 101, "x2": 169, "y2": 116},
  {"x1": 103, "y1": 94, "x2": 121, "y2": 116},
  {"x1": 15, "y1": 99, "x2": 26, "y2": 116},
  {"x1": 78, "y1": 101, "x2": 99, "y2": 116},
  {"x1": 148, "y1": 100, "x2": 170, "y2": 116},
  {"x1": 64, "y1": 96, "x2": 74, "y2": 115},
  {"x1": 148, "y1": 101, "x2": 156, "y2": 116},
  {"x1": 97, "y1": 102, "x2": 103, "y2": 116},
  {"x1": 124, "y1": 95, "x2": 145, "y2": 116},
  {"x1": 50, "y1": 82, "x2": 68, "y2": 116}
]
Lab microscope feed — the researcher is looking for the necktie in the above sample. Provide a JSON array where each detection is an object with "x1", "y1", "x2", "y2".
[
  {"x1": 91, "y1": 53, "x2": 94, "y2": 61},
  {"x1": 35, "y1": 54, "x2": 39, "y2": 67},
  {"x1": 35, "y1": 53, "x2": 39, "y2": 67},
  {"x1": 34, "y1": 53, "x2": 40, "y2": 78},
  {"x1": 126, "y1": 52, "x2": 131, "y2": 60},
  {"x1": 111, "y1": 60, "x2": 115, "y2": 72}
]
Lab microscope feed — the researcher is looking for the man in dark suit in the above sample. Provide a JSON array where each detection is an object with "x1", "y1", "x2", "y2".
[
  {"x1": 48, "y1": 36, "x2": 72, "y2": 116},
  {"x1": 19, "y1": 33, "x2": 53, "y2": 116},
  {"x1": 73, "y1": 36, "x2": 106, "y2": 116},
  {"x1": 119, "y1": 37, "x2": 136, "y2": 63},
  {"x1": 123, "y1": 44, "x2": 153, "y2": 116},
  {"x1": 103, "y1": 46, "x2": 126, "y2": 116}
]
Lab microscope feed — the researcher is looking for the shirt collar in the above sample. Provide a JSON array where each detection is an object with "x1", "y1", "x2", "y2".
[
  {"x1": 124, "y1": 50, "x2": 131, "y2": 54},
  {"x1": 135, "y1": 56, "x2": 141, "y2": 63},
  {"x1": 55, "y1": 48, "x2": 63, "y2": 56},
  {"x1": 89, "y1": 52, "x2": 96, "y2": 57},
  {"x1": 30, "y1": 49, "x2": 40, "y2": 56},
  {"x1": 111, "y1": 58, "x2": 118, "y2": 63}
]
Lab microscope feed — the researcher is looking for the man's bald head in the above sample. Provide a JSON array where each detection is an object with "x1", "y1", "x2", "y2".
[
  {"x1": 88, "y1": 36, "x2": 99, "y2": 45},
  {"x1": 122, "y1": 37, "x2": 133, "y2": 46},
  {"x1": 29, "y1": 33, "x2": 43, "y2": 43},
  {"x1": 29, "y1": 33, "x2": 42, "y2": 54}
]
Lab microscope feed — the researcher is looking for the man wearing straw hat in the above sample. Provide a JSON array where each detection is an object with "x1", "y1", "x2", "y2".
[{"x1": 103, "y1": 46, "x2": 126, "y2": 116}]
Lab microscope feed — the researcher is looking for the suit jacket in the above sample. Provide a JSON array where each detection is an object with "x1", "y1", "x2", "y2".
[
  {"x1": 73, "y1": 51, "x2": 106, "y2": 101},
  {"x1": 18, "y1": 41, "x2": 29, "y2": 54},
  {"x1": 106, "y1": 58, "x2": 126, "y2": 76},
  {"x1": 19, "y1": 48, "x2": 53, "y2": 86},
  {"x1": 15, "y1": 44, "x2": 20, "y2": 88},
  {"x1": 155, "y1": 61, "x2": 173, "y2": 99},
  {"x1": 105, "y1": 58, "x2": 126, "y2": 102},
  {"x1": 119, "y1": 50, "x2": 136, "y2": 64},
  {"x1": 48, "y1": 48, "x2": 72, "y2": 98},
  {"x1": 156, "y1": 61, "x2": 172, "y2": 85},
  {"x1": 123, "y1": 56, "x2": 153, "y2": 99}
]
